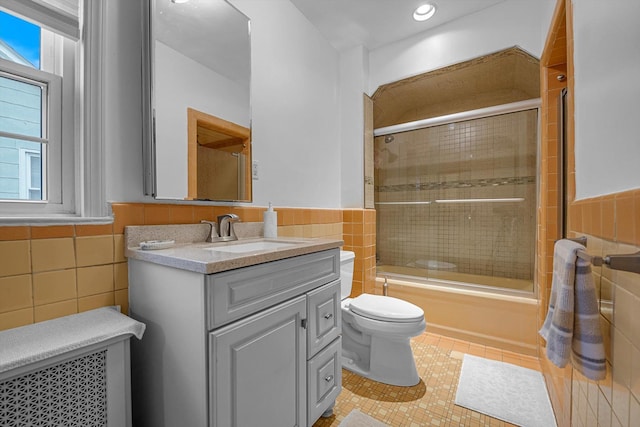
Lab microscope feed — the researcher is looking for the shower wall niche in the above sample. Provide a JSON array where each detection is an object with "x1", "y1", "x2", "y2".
[{"x1": 375, "y1": 109, "x2": 538, "y2": 292}]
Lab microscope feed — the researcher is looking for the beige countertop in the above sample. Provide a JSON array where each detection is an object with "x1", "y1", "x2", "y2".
[{"x1": 125, "y1": 224, "x2": 343, "y2": 274}]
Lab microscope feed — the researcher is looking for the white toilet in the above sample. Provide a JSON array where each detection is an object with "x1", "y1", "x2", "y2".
[{"x1": 339, "y1": 250, "x2": 426, "y2": 386}]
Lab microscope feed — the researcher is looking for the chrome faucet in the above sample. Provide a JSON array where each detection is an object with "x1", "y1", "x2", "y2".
[{"x1": 216, "y1": 213, "x2": 241, "y2": 241}]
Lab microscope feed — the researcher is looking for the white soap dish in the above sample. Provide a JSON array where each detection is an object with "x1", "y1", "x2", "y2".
[{"x1": 140, "y1": 240, "x2": 175, "y2": 250}]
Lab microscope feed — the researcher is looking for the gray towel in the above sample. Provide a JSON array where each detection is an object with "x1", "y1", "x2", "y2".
[
  {"x1": 539, "y1": 239, "x2": 605, "y2": 381},
  {"x1": 0, "y1": 306, "x2": 145, "y2": 374}
]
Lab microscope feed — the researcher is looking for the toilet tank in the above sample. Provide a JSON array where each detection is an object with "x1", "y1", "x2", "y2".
[{"x1": 339, "y1": 250, "x2": 355, "y2": 299}]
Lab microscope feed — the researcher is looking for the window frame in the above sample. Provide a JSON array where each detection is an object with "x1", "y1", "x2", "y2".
[
  {"x1": 0, "y1": 58, "x2": 62, "y2": 208},
  {"x1": 0, "y1": 0, "x2": 107, "y2": 223}
]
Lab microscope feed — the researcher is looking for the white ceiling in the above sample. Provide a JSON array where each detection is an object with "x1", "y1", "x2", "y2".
[
  {"x1": 289, "y1": 0, "x2": 508, "y2": 52},
  {"x1": 155, "y1": 0, "x2": 510, "y2": 85}
]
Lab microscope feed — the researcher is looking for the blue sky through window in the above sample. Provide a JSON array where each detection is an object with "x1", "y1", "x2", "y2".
[{"x1": 0, "y1": 10, "x2": 41, "y2": 68}]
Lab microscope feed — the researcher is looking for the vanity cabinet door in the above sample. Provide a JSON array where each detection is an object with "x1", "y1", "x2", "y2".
[
  {"x1": 306, "y1": 279, "x2": 341, "y2": 357},
  {"x1": 209, "y1": 295, "x2": 307, "y2": 427}
]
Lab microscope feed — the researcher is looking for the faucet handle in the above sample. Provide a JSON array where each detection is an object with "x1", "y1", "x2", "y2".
[{"x1": 200, "y1": 220, "x2": 219, "y2": 242}]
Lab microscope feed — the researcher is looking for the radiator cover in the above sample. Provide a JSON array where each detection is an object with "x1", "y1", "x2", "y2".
[{"x1": 1, "y1": 350, "x2": 108, "y2": 427}]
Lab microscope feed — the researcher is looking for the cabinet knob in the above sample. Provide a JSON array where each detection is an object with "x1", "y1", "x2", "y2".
[
  {"x1": 323, "y1": 313, "x2": 333, "y2": 320},
  {"x1": 324, "y1": 375, "x2": 333, "y2": 382}
]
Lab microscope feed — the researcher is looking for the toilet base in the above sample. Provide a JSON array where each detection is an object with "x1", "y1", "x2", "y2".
[{"x1": 342, "y1": 334, "x2": 421, "y2": 387}]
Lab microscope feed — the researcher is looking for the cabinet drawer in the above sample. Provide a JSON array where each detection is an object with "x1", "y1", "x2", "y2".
[
  {"x1": 307, "y1": 337, "x2": 341, "y2": 426},
  {"x1": 307, "y1": 279, "x2": 341, "y2": 357},
  {"x1": 206, "y1": 249, "x2": 339, "y2": 330}
]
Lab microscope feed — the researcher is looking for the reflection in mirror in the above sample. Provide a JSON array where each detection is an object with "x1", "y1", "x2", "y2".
[
  {"x1": 187, "y1": 108, "x2": 251, "y2": 201},
  {"x1": 144, "y1": 0, "x2": 251, "y2": 201}
]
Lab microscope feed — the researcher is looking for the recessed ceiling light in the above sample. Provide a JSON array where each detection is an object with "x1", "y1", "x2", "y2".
[
  {"x1": 171, "y1": 0, "x2": 190, "y2": 4},
  {"x1": 413, "y1": 3, "x2": 437, "y2": 22}
]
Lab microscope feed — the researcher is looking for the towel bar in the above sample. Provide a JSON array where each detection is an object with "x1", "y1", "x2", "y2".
[
  {"x1": 562, "y1": 236, "x2": 640, "y2": 274},
  {"x1": 577, "y1": 249, "x2": 640, "y2": 274}
]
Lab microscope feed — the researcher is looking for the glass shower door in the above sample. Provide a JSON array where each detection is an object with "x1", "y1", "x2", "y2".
[{"x1": 374, "y1": 108, "x2": 537, "y2": 293}]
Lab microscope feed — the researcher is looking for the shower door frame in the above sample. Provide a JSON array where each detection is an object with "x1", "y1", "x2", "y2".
[{"x1": 373, "y1": 98, "x2": 541, "y2": 298}]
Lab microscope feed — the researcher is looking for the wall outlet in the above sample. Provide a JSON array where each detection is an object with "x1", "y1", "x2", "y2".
[{"x1": 252, "y1": 160, "x2": 258, "y2": 180}]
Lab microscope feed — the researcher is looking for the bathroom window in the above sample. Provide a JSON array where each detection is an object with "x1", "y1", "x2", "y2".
[
  {"x1": 0, "y1": 1, "x2": 107, "y2": 220},
  {"x1": 0, "y1": 5, "x2": 71, "y2": 214},
  {"x1": 0, "y1": 61, "x2": 60, "y2": 203}
]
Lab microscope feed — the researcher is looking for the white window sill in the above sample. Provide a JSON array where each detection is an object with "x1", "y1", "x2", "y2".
[{"x1": 0, "y1": 216, "x2": 113, "y2": 226}]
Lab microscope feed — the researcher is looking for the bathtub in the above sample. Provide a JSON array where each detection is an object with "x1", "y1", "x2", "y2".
[
  {"x1": 377, "y1": 264, "x2": 533, "y2": 292},
  {"x1": 374, "y1": 270, "x2": 538, "y2": 356}
]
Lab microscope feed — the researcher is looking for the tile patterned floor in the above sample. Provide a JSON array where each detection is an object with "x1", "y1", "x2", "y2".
[{"x1": 313, "y1": 332, "x2": 542, "y2": 427}]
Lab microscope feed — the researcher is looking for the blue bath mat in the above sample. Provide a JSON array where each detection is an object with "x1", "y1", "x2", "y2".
[{"x1": 454, "y1": 354, "x2": 556, "y2": 427}]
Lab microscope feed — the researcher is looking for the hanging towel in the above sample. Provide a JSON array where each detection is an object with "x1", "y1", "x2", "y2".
[{"x1": 539, "y1": 239, "x2": 606, "y2": 381}]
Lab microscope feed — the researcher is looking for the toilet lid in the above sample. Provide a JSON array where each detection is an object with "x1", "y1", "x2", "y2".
[{"x1": 349, "y1": 294, "x2": 424, "y2": 323}]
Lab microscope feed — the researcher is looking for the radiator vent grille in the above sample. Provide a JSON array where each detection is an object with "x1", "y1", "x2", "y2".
[{"x1": 0, "y1": 350, "x2": 107, "y2": 427}]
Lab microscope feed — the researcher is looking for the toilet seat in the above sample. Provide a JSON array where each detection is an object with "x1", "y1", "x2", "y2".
[{"x1": 349, "y1": 294, "x2": 424, "y2": 323}]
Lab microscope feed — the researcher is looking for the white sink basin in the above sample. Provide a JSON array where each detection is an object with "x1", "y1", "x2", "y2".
[{"x1": 204, "y1": 241, "x2": 297, "y2": 254}]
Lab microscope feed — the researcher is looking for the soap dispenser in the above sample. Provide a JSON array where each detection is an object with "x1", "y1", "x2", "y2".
[{"x1": 263, "y1": 202, "x2": 277, "y2": 238}]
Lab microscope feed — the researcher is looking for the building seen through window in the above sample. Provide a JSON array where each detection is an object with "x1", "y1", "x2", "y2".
[{"x1": 0, "y1": 10, "x2": 45, "y2": 201}]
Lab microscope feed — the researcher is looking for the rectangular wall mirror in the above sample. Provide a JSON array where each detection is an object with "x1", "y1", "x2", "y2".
[{"x1": 142, "y1": 0, "x2": 251, "y2": 202}]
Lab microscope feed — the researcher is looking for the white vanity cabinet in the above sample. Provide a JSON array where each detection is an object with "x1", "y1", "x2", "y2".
[{"x1": 129, "y1": 248, "x2": 341, "y2": 427}]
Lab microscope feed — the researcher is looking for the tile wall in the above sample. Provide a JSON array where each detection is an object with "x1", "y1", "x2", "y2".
[
  {"x1": 0, "y1": 203, "x2": 376, "y2": 332},
  {"x1": 0, "y1": 223, "x2": 127, "y2": 330},
  {"x1": 342, "y1": 209, "x2": 377, "y2": 296},
  {"x1": 538, "y1": 0, "x2": 570, "y2": 423},
  {"x1": 564, "y1": 194, "x2": 640, "y2": 427},
  {"x1": 539, "y1": 1, "x2": 640, "y2": 425}
]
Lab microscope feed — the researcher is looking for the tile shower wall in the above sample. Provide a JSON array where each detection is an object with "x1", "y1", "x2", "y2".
[
  {"x1": 375, "y1": 109, "x2": 537, "y2": 281},
  {"x1": 0, "y1": 203, "x2": 374, "y2": 331},
  {"x1": 538, "y1": 1, "x2": 572, "y2": 424},
  {"x1": 342, "y1": 209, "x2": 377, "y2": 296}
]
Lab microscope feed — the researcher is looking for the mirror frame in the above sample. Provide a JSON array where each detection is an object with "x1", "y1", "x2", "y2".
[{"x1": 141, "y1": 0, "x2": 155, "y2": 196}]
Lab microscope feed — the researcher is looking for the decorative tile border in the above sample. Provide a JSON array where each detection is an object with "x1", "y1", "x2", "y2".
[{"x1": 376, "y1": 176, "x2": 535, "y2": 193}]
